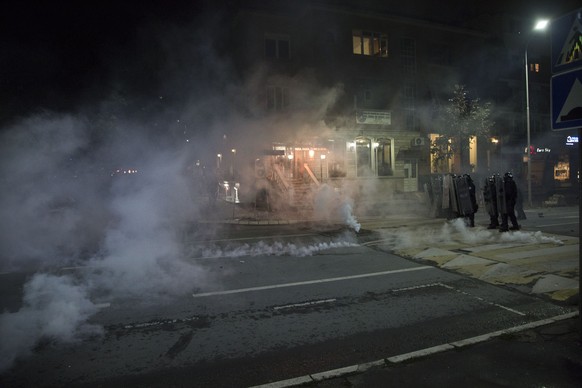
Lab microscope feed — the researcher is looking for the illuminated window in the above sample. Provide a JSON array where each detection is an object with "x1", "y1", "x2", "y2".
[
  {"x1": 356, "y1": 137, "x2": 373, "y2": 176},
  {"x1": 352, "y1": 30, "x2": 388, "y2": 57},
  {"x1": 375, "y1": 138, "x2": 393, "y2": 176},
  {"x1": 266, "y1": 86, "x2": 289, "y2": 111},
  {"x1": 529, "y1": 63, "x2": 540, "y2": 72},
  {"x1": 554, "y1": 158, "x2": 570, "y2": 181},
  {"x1": 265, "y1": 34, "x2": 290, "y2": 59}
]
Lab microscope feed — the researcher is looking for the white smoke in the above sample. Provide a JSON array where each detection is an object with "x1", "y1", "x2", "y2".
[
  {"x1": 0, "y1": 274, "x2": 102, "y2": 372},
  {"x1": 197, "y1": 239, "x2": 358, "y2": 259},
  {"x1": 0, "y1": 114, "x2": 108, "y2": 271},
  {"x1": 313, "y1": 184, "x2": 361, "y2": 232},
  {"x1": 340, "y1": 201, "x2": 361, "y2": 232},
  {"x1": 0, "y1": 112, "x2": 213, "y2": 372},
  {"x1": 379, "y1": 218, "x2": 563, "y2": 250}
]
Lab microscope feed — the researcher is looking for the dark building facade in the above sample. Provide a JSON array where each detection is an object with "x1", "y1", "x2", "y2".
[
  {"x1": 230, "y1": 1, "x2": 494, "y2": 196},
  {"x1": 224, "y1": 0, "x2": 579, "y2": 202}
]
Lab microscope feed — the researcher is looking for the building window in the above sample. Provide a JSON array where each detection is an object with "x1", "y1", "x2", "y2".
[
  {"x1": 401, "y1": 38, "x2": 417, "y2": 74},
  {"x1": 355, "y1": 137, "x2": 373, "y2": 176},
  {"x1": 529, "y1": 63, "x2": 540, "y2": 72},
  {"x1": 375, "y1": 139, "x2": 393, "y2": 176},
  {"x1": 352, "y1": 30, "x2": 388, "y2": 57},
  {"x1": 266, "y1": 86, "x2": 289, "y2": 111},
  {"x1": 554, "y1": 158, "x2": 570, "y2": 181},
  {"x1": 429, "y1": 44, "x2": 452, "y2": 66},
  {"x1": 265, "y1": 34, "x2": 290, "y2": 59}
]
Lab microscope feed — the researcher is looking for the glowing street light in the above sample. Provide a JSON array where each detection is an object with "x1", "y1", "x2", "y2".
[
  {"x1": 525, "y1": 18, "x2": 549, "y2": 207},
  {"x1": 534, "y1": 19, "x2": 549, "y2": 30}
]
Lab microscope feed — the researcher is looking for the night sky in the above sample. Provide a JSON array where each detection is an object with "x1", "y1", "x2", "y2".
[
  {"x1": 1, "y1": 0, "x2": 579, "y2": 126},
  {"x1": 0, "y1": 1, "x2": 214, "y2": 124}
]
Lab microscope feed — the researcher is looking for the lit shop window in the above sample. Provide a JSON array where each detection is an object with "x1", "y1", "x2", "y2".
[
  {"x1": 375, "y1": 139, "x2": 393, "y2": 176},
  {"x1": 353, "y1": 30, "x2": 388, "y2": 57},
  {"x1": 529, "y1": 63, "x2": 540, "y2": 72},
  {"x1": 554, "y1": 161, "x2": 570, "y2": 181}
]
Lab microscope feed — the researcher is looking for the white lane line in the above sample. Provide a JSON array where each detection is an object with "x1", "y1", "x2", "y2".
[
  {"x1": 248, "y1": 311, "x2": 578, "y2": 388},
  {"x1": 394, "y1": 283, "x2": 525, "y2": 316},
  {"x1": 192, "y1": 266, "x2": 434, "y2": 298},
  {"x1": 392, "y1": 283, "x2": 441, "y2": 292},
  {"x1": 273, "y1": 299, "x2": 336, "y2": 311}
]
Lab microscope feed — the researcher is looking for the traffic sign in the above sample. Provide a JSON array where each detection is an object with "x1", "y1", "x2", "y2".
[
  {"x1": 551, "y1": 68, "x2": 582, "y2": 131},
  {"x1": 551, "y1": 8, "x2": 582, "y2": 74}
]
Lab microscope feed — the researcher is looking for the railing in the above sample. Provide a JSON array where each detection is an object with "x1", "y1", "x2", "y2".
[
  {"x1": 271, "y1": 163, "x2": 291, "y2": 192},
  {"x1": 303, "y1": 163, "x2": 320, "y2": 186}
]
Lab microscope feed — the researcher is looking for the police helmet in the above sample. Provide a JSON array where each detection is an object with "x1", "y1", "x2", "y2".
[{"x1": 504, "y1": 172, "x2": 513, "y2": 179}]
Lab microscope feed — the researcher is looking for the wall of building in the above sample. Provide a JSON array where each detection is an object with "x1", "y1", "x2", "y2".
[{"x1": 231, "y1": 1, "x2": 499, "y2": 194}]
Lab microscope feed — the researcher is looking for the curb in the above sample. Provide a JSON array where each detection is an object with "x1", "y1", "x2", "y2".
[{"x1": 249, "y1": 311, "x2": 579, "y2": 388}]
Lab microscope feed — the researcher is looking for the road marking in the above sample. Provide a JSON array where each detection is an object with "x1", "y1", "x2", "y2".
[
  {"x1": 393, "y1": 282, "x2": 525, "y2": 316},
  {"x1": 273, "y1": 299, "x2": 336, "y2": 311},
  {"x1": 249, "y1": 311, "x2": 578, "y2": 388},
  {"x1": 192, "y1": 266, "x2": 433, "y2": 298},
  {"x1": 121, "y1": 316, "x2": 201, "y2": 330}
]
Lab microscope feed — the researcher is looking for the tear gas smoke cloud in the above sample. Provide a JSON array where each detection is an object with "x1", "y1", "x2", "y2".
[
  {"x1": 0, "y1": 6, "x2": 391, "y2": 372},
  {"x1": 313, "y1": 184, "x2": 361, "y2": 232},
  {"x1": 0, "y1": 112, "x2": 217, "y2": 372},
  {"x1": 0, "y1": 115, "x2": 106, "y2": 271},
  {"x1": 378, "y1": 218, "x2": 563, "y2": 250},
  {"x1": 196, "y1": 239, "x2": 358, "y2": 259},
  {"x1": 0, "y1": 274, "x2": 102, "y2": 372},
  {"x1": 0, "y1": 53, "x2": 358, "y2": 375}
]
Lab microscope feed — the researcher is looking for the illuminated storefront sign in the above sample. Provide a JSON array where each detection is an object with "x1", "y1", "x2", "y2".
[
  {"x1": 356, "y1": 109, "x2": 392, "y2": 125},
  {"x1": 565, "y1": 135, "x2": 579, "y2": 145}
]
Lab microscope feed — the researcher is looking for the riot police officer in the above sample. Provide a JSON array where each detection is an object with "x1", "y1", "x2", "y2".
[
  {"x1": 463, "y1": 174, "x2": 478, "y2": 227},
  {"x1": 483, "y1": 175, "x2": 499, "y2": 229},
  {"x1": 499, "y1": 172, "x2": 520, "y2": 232}
]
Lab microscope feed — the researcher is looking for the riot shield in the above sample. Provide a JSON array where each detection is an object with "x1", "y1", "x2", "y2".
[
  {"x1": 448, "y1": 175, "x2": 459, "y2": 214},
  {"x1": 483, "y1": 178, "x2": 497, "y2": 217},
  {"x1": 455, "y1": 176, "x2": 474, "y2": 216},
  {"x1": 442, "y1": 174, "x2": 450, "y2": 209},
  {"x1": 430, "y1": 175, "x2": 443, "y2": 217},
  {"x1": 495, "y1": 175, "x2": 507, "y2": 214}
]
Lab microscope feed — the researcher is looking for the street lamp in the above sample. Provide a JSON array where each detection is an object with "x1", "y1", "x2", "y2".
[{"x1": 525, "y1": 18, "x2": 549, "y2": 207}]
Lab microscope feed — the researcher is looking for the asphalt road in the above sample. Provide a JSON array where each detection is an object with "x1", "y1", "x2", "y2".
[{"x1": 0, "y1": 223, "x2": 573, "y2": 387}]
